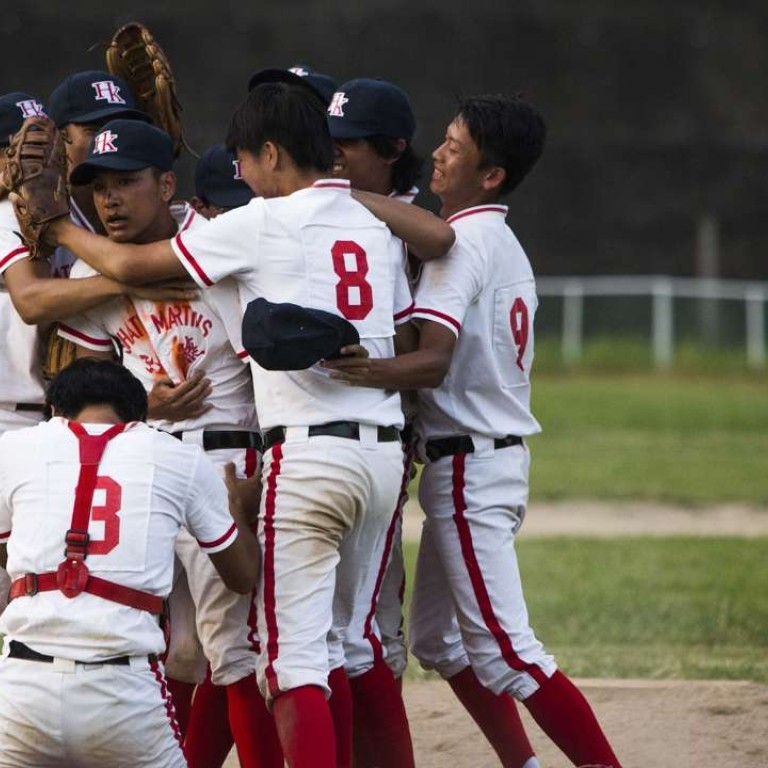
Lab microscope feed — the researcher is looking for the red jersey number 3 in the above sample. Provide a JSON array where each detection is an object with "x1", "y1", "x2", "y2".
[
  {"x1": 509, "y1": 297, "x2": 529, "y2": 372},
  {"x1": 331, "y1": 240, "x2": 373, "y2": 320}
]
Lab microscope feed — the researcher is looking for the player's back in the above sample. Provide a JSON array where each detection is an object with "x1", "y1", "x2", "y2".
[{"x1": 0, "y1": 418, "x2": 234, "y2": 661}]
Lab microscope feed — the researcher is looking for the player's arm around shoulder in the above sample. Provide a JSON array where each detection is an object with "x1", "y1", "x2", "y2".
[{"x1": 351, "y1": 189, "x2": 454, "y2": 261}]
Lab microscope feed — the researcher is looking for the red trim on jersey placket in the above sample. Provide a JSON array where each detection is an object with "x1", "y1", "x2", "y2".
[
  {"x1": 361, "y1": 446, "x2": 412, "y2": 661},
  {"x1": 394, "y1": 301, "x2": 415, "y2": 322},
  {"x1": 262, "y1": 442, "x2": 283, "y2": 697},
  {"x1": 0, "y1": 530, "x2": 10, "y2": 542},
  {"x1": 57, "y1": 323, "x2": 114, "y2": 349},
  {"x1": 197, "y1": 522, "x2": 237, "y2": 550},
  {"x1": 446, "y1": 205, "x2": 508, "y2": 225},
  {"x1": 150, "y1": 657, "x2": 184, "y2": 746},
  {"x1": 242, "y1": 448, "x2": 261, "y2": 653},
  {"x1": 173, "y1": 233, "x2": 214, "y2": 287},
  {"x1": 412, "y1": 307, "x2": 461, "y2": 334},
  {"x1": 450, "y1": 453, "x2": 548, "y2": 687},
  {"x1": 237, "y1": 349, "x2": 249, "y2": 360},
  {"x1": 0, "y1": 246, "x2": 30, "y2": 272}
]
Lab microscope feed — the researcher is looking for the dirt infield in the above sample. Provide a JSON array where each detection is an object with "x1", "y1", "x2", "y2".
[{"x1": 224, "y1": 502, "x2": 768, "y2": 767}]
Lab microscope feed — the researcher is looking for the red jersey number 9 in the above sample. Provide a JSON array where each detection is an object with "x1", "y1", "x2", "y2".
[
  {"x1": 332, "y1": 240, "x2": 373, "y2": 320},
  {"x1": 509, "y1": 297, "x2": 529, "y2": 372}
]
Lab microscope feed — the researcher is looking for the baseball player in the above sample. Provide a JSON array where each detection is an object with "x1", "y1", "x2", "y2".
[
  {"x1": 0, "y1": 357, "x2": 259, "y2": 768},
  {"x1": 43, "y1": 81, "x2": 454, "y2": 768},
  {"x1": 54, "y1": 120, "x2": 273, "y2": 768},
  {"x1": 0, "y1": 93, "x2": 193, "y2": 615},
  {"x1": 327, "y1": 76, "x2": 424, "y2": 765},
  {"x1": 324, "y1": 94, "x2": 623, "y2": 768}
]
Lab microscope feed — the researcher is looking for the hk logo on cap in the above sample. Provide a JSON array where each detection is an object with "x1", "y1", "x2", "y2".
[
  {"x1": 91, "y1": 81, "x2": 126, "y2": 105},
  {"x1": 232, "y1": 159, "x2": 243, "y2": 180},
  {"x1": 328, "y1": 92, "x2": 348, "y2": 117},
  {"x1": 93, "y1": 129, "x2": 119, "y2": 155},
  {"x1": 15, "y1": 100, "x2": 45, "y2": 119}
]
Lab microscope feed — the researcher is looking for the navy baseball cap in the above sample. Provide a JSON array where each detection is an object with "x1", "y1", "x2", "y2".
[
  {"x1": 327, "y1": 78, "x2": 416, "y2": 141},
  {"x1": 195, "y1": 144, "x2": 254, "y2": 208},
  {"x1": 48, "y1": 71, "x2": 150, "y2": 128},
  {"x1": 0, "y1": 92, "x2": 46, "y2": 147},
  {"x1": 242, "y1": 298, "x2": 360, "y2": 371},
  {"x1": 247, "y1": 65, "x2": 338, "y2": 106},
  {"x1": 70, "y1": 119, "x2": 174, "y2": 186}
]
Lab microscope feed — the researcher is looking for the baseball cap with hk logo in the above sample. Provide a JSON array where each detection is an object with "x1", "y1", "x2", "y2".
[
  {"x1": 247, "y1": 65, "x2": 338, "y2": 107},
  {"x1": 0, "y1": 92, "x2": 46, "y2": 147},
  {"x1": 195, "y1": 144, "x2": 254, "y2": 209},
  {"x1": 70, "y1": 119, "x2": 174, "y2": 186},
  {"x1": 327, "y1": 78, "x2": 416, "y2": 141},
  {"x1": 48, "y1": 70, "x2": 150, "y2": 128}
]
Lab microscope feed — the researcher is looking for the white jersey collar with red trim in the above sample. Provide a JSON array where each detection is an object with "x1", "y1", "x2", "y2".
[
  {"x1": 50, "y1": 416, "x2": 142, "y2": 435},
  {"x1": 69, "y1": 197, "x2": 96, "y2": 233},
  {"x1": 310, "y1": 178, "x2": 351, "y2": 192},
  {"x1": 170, "y1": 201, "x2": 197, "y2": 233},
  {"x1": 445, "y1": 204, "x2": 508, "y2": 225}
]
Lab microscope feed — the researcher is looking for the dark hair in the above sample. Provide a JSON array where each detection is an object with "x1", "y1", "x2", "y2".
[
  {"x1": 46, "y1": 358, "x2": 148, "y2": 422},
  {"x1": 456, "y1": 94, "x2": 546, "y2": 196},
  {"x1": 226, "y1": 82, "x2": 333, "y2": 173},
  {"x1": 366, "y1": 135, "x2": 423, "y2": 195}
]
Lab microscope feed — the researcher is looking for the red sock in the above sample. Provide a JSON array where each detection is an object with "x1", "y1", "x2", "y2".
[
  {"x1": 448, "y1": 666, "x2": 536, "y2": 768},
  {"x1": 166, "y1": 677, "x2": 196, "y2": 739},
  {"x1": 183, "y1": 671, "x2": 232, "y2": 768},
  {"x1": 328, "y1": 667, "x2": 353, "y2": 768},
  {"x1": 273, "y1": 685, "x2": 336, "y2": 768},
  {"x1": 349, "y1": 658, "x2": 415, "y2": 768},
  {"x1": 227, "y1": 673, "x2": 284, "y2": 768},
  {"x1": 523, "y1": 670, "x2": 622, "y2": 767}
]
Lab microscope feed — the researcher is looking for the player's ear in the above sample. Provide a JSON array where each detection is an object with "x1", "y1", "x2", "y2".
[
  {"x1": 262, "y1": 141, "x2": 280, "y2": 171},
  {"x1": 481, "y1": 166, "x2": 505, "y2": 194},
  {"x1": 159, "y1": 171, "x2": 177, "y2": 202}
]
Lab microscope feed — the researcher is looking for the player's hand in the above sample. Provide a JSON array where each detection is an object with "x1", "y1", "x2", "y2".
[
  {"x1": 147, "y1": 371, "x2": 212, "y2": 421},
  {"x1": 321, "y1": 344, "x2": 373, "y2": 385},
  {"x1": 224, "y1": 462, "x2": 261, "y2": 525},
  {"x1": 128, "y1": 279, "x2": 199, "y2": 302}
]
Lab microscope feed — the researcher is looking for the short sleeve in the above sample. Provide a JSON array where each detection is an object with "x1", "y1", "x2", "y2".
[
  {"x1": 183, "y1": 449, "x2": 239, "y2": 554},
  {"x1": 58, "y1": 314, "x2": 114, "y2": 353},
  {"x1": 412, "y1": 233, "x2": 485, "y2": 337},
  {"x1": 170, "y1": 201, "x2": 263, "y2": 288},
  {"x1": 0, "y1": 200, "x2": 28, "y2": 276}
]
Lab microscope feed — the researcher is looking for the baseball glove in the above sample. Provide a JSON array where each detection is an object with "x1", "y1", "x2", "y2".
[
  {"x1": 106, "y1": 22, "x2": 193, "y2": 158},
  {"x1": 1, "y1": 116, "x2": 69, "y2": 261},
  {"x1": 42, "y1": 326, "x2": 77, "y2": 381}
]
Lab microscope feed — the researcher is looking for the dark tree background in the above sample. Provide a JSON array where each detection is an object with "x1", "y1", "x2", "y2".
[{"x1": 3, "y1": 1, "x2": 767, "y2": 278}]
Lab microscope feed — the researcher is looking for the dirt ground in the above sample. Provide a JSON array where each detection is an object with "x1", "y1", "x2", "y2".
[{"x1": 224, "y1": 502, "x2": 768, "y2": 767}]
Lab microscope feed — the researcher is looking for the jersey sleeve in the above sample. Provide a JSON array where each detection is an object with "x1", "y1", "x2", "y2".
[
  {"x1": 57, "y1": 312, "x2": 114, "y2": 353},
  {"x1": 393, "y1": 242, "x2": 414, "y2": 326},
  {"x1": 170, "y1": 201, "x2": 263, "y2": 288},
  {"x1": 182, "y1": 449, "x2": 239, "y2": 554},
  {"x1": 412, "y1": 233, "x2": 485, "y2": 337},
  {"x1": 0, "y1": 200, "x2": 29, "y2": 276}
]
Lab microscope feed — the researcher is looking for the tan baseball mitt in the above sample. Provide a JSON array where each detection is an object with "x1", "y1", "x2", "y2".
[
  {"x1": 42, "y1": 326, "x2": 78, "y2": 381},
  {"x1": 106, "y1": 22, "x2": 193, "y2": 158},
  {"x1": 1, "y1": 116, "x2": 69, "y2": 261}
]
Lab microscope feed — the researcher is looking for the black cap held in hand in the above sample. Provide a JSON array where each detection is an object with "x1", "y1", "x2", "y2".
[{"x1": 242, "y1": 298, "x2": 360, "y2": 371}]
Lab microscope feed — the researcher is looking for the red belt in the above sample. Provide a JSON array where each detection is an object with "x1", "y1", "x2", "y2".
[{"x1": 9, "y1": 571, "x2": 164, "y2": 615}]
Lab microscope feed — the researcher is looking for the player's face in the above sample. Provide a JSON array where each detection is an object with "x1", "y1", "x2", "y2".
[
  {"x1": 332, "y1": 138, "x2": 394, "y2": 195},
  {"x1": 92, "y1": 168, "x2": 176, "y2": 244},
  {"x1": 63, "y1": 122, "x2": 103, "y2": 177},
  {"x1": 430, "y1": 118, "x2": 488, "y2": 211}
]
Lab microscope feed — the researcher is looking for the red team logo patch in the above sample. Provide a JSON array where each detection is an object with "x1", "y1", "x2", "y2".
[
  {"x1": 93, "y1": 130, "x2": 119, "y2": 155},
  {"x1": 91, "y1": 80, "x2": 126, "y2": 104}
]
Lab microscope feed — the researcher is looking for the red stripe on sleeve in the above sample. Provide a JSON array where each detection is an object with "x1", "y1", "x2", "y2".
[
  {"x1": 412, "y1": 307, "x2": 461, "y2": 334},
  {"x1": 197, "y1": 521, "x2": 237, "y2": 550},
  {"x1": 393, "y1": 302, "x2": 415, "y2": 322},
  {"x1": 57, "y1": 324, "x2": 114, "y2": 348},
  {"x1": 173, "y1": 233, "x2": 213, "y2": 287},
  {"x1": 0, "y1": 246, "x2": 29, "y2": 272}
]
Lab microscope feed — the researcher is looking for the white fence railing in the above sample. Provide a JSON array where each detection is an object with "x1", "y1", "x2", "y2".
[{"x1": 536, "y1": 276, "x2": 768, "y2": 369}]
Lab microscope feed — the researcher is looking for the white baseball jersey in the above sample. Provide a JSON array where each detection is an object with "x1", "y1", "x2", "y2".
[
  {"x1": 412, "y1": 204, "x2": 542, "y2": 439},
  {"x1": 58, "y1": 204, "x2": 257, "y2": 434},
  {"x1": 391, "y1": 186, "x2": 419, "y2": 204},
  {"x1": 0, "y1": 199, "x2": 45, "y2": 409},
  {"x1": 0, "y1": 418, "x2": 237, "y2": 660},
  {"x1": 171, "y1": 179, "x2": 413, "y2": 430},
  {"x1": 49, "y1": 197, "x2": 92, "y2": 278}
]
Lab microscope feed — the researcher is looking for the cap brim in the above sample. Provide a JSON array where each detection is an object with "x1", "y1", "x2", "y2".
[
  {"x1": 69, "y1": 107, "x2": 152, "y2": 127},
  {"x1": 327, "y1": 118, "x2": 377, "y2": 140},
  {"x1": 70, "y1": 156, "x2": 151, "y2": 186}
]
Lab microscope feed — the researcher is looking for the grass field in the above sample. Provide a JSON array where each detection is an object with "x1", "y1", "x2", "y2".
[{"x1": 403, "y1": 537, "x2": 768, "y2": 683}]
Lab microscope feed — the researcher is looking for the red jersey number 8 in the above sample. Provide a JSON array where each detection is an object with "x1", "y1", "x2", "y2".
[
  {"x1": 510, "y1": 297, "x2": 529, "y2": 372},
  {"x1": 88, "y1": 475, "x2": 122, "y2": 556},
  {"x1": 332, "y1": 240, "x2": 373, "y2": 320}
]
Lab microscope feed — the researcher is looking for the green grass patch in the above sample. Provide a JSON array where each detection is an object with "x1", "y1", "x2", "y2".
[
  {"x1": 403, "y1": 537, "x2": 768, "y2": 682},
  {"x1": 527, "y1": 374, "x2": 768, "y2": 504}
]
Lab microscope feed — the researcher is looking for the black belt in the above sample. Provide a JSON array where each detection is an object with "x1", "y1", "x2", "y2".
[
  {"x1": 7, "y1": 640, "x2": 156, "y2": 666},
  {"x1": 170, "y1": 430, "x2": 262, "y2": 452},
  {"x1": 14, "y1": 403, "x2": 45, "y2": 412},
  {"x1": 425, "y1": 434, "x2": 523, "y2": 461},
  {"x1": 263, "y1": 421, "x2": 401, "y2": 451}
]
